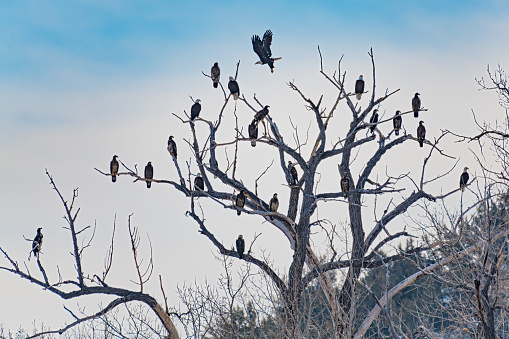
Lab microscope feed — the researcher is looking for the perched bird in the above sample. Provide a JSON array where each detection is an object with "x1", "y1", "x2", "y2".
[
  {"x1": 110, "y1": 155, "x2": 119, "y2": 183},
  {"x1": 167, "y1": 136, "x2": 177, "y2": 159},
  {"x1": 31, "y1": 227, "x2": 43, "y2": 260},
  {"x1": 254, "y1": 105, "x2": 270, "y2": 123},
  {"x1": 417, "y1": 121, "x2": 426, "y2": 147},
  {"x1": 288, "y1": 161, "x2": 298, "y2": 186},
  {"x1": 341, "y1": 172, "x2": 350, "y2": 194},
  {"x1": 144, "y1": 162, "x2": 154, "y2": 188},
  {"x1": 355, "y1": 75, "x2": 365, "y2": 100},
  {"x1": 211, "y1": 62, "x2": 220, "y2": 88},
  {"x1": 252, "y1": 30, "x2": 282, "y2": 73},
  {"x1": 369, "y1": 109, "x2": 379, "y2": 133},
  {"x1": 460, "y1": 167, "x2": 470, "y2": 192},
  {"x1": 194, "y1": 173, "x2": 204, "y2": 191},
  {"x1": 228, "y1": 76, "x2": 240, "y2": 100},
  {"x1": 393, "y1": 110, "x2": 402, "y2": 136},
  {"x1": 248, "y1": 119, "x2": 259, "y2": 147},
  {"x1": 412, "y1": 93, "x2": 421, "y2": 118},
  {"x1": 269, "y1": 193, "x2": 279, "y2": 219},
  {"x1": 236, "y1": 235, "x2": 245, "y2": 259},
  {"x1": 191, "y1": 99, "x2": 201, "y2": 120},
  {"x1": 235, "y1": 190, "x2": 246, "y2": 216}
]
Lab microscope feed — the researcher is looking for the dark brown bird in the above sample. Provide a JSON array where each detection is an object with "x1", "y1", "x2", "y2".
[
  {"x1": 31, "y1": 227, "x2": 43, "y2": 260},
  {"x1": 269, "y1": 193, "x2": 279, "y2": 219},
  {"x1": 167, "y1": 136, "x2": 177, "y2": 159},
  {"x1": 211, "y1": 62, "x2": 220, "y2": 88},
  {"x1": 460, "y1": 167, "x2": 469, "y2": 192},
  {"x1": 393, "y1": 110, "x2": 402, "y2": 136},
  {"x1": 369, "y1": 109, "x2": 379, "y2": 133},
  {"x1": 248, "y1": 120, "x2": 258, "y2": 147},
  {"x1": 228, "y1": 76, "x2": 240, "y2": 100},
  {"x1": 110, "y1": 155, "x2": 119, "y2": 183},
  {"x1": 254, "y1": 105, "x2": 270, "y2": 123},
  {"x1": 194, "y1": 173, "x2": 204, "y2": 191},
  {"x1": 236, "y1": 235, "x2": 245, "y2": 259},
  {"x1": 288, "y1": 161, "x2": 298, "y2": 186},
  {"x1": 144, "y1": 162, "x2": 153, "y2": 188},
  {"x1": 191, "y1": 99, "x2": 201, "y2": 120},
  {"x1": 235, "y1": 190, "x2": 246, "y2": 216},
  {"x1": 417, "y1": 121, "x2": 426, "y2": 147},
  {"x1": 341, "y1": 172, "x2": 350, "y2": 194},
  {"x1": 412, "y1": 93, "x2": 421, "y2": 118},
  {"x1": 252, "y1": 30, "x2": 282, "y2": 73}
]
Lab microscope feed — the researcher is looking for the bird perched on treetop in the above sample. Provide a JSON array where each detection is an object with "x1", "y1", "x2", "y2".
[
  {"x1": 417, "y1": 121, "x2": 426, "y2": 147},
  {"x1": 236, "y1": 235, "x2": 245, "y2": 259},
  {"x1": 369, "y1": 109, "x2": 379, "y2": 133},
  {"x1": 341, "y1": 172, "x2": 350, "y2": 194},
  {"x1": 269, "y1": 193, "x2": 279, "y2": 220},
  {"x1": 228, "y1": 76, "x2": 240, "y2": 100},
  {"x1": 31, "y1": 227, "x2": 43, "y2": 260},
  {"x1": 191, "y1": 99, "x2": 201, "y2": 121},
  {"x1": 235, "y1": 190, "x2": 246, "y2": 216},
  {"x1": 355, "y1": 75, "x2": 365, "y2": 100},
  {"x1": 412, "y1": 93, "x2": 421, "y2": 118},
  {"x1": 167, "y1": 136, "x2": 177, "y2": 159},
  {"x1": 254, "y1": 105, "x2": 270, "y2": 123},
  {"x1": 144, "y1": 162, "x2": 153, "y2": 188},
  {"x1": 252, "y1": 30, "x2": 282, "y2": 73},
  {"x1": 110, "y1": 155, "x2": 119, "y2": 183},
  {"x1": 393, "y1": 110, "x2": 402, "y2": 136},
  {"x1": 248, "y1": 120, "x2": 258, "y2": 147},
  {"x1": 460, "y1": 167, "x2": 469, "y2": 192},
  {"x1": 288, "y1": 161, "x2": 298, "y2": 186},
  {"x1": 194, "y1": 173, "x2": 204, "y2": 191},
  {"x1": 211, "y1": 62, "x2": 220, "y2": 88}
]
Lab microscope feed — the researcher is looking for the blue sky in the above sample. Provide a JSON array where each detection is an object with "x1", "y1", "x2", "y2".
[{"x1": 1, "y1": 0, "x2": 508, "y2": 334}]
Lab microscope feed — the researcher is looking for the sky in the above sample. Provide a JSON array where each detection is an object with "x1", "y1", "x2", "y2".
[{"x1": 1, "y1": 0, "x2": 509, "y2": 335}]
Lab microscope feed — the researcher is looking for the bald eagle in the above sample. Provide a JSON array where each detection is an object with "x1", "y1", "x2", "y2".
[
  {"x1": 235, "y1": 190, "x2": 246, "y2": 216},
  {"x1": 191, "y1": 99, "x2": 201, "y2": 120},
  {"x1": 110, "y1": 155, "x2": 119, "y2": 183},
  {"x1": 355, "y1": 75, "x2": 364, "y2": 100},
  {"x1": 167, "y1": 136, "x2": 177, "y2": 159},
  {"x1": 228, "y1": 77, "x2": 240, "y2": 100},
  {"x1": 194, "y1": 173, "x2": 204, "y2": 191},
  {"x1": 288, "y1": 161, "x2": 298, "y2": 186},
  {"x1": 341, "y1": 173, "x2": 350, "y2": 194},
  {"x1": 31, "y1": 227, "x2": 43, "y2": 260},
  {"x1": 417, "y1": 121, "x2": 426, "y2": 147},
  {"x1": 236, "y1": 235, "x2": 245, "y2": 259},
  {"x1": 248, "y1": 120, "x2": 258, "y2": 147},
  {"x1": 144, "y1": 162, "x2": 153, "y2": 188},
  {"x1": 412, "y1": 93, "x2": 421, "y2": 118},
  {"x1": 252, "y1": 30, "x2": 281, "y2": 73},
  {"x1": 369, "y1": 109, "x2": 379, "y2": 133},
  {"x1": 269, "y1": 193, "x2": 279, "y2": 219},
  {"x1": 254, "y1": 105, "x2": 270, "y2": 123},
  {"x1": 211, "y1": 62, "x2": 220, "y2": 88},
  {"x1": 460, "y1": 167, "x2": 469, "y2": 192},
  {"x1": 393, "y1": 110, "x2": 402, "y2": 136}
]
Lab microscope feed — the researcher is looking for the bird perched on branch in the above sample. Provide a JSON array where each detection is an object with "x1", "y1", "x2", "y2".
[
  {"x1": 288, "y1": 161, "x2": 298, "y2": 186},
  {"x1": 236, "y1": 235, "x2": 245, "y2": 259},
  {"x1": 369, "y1": 109, "x2": 379, "y2": 133},
  {"x1": 31, "y1": 227, "x2": 43, "y2": 260},
  {"x1": 460, "y1": 167, "x2": 469, "y2": 192},
  {"x1": 194, "y1": 173, "x2": 204, "y2": 191},
  {"x1": 355, "y1": 75, "x2": 365, "y2": 100},
  {"x1": 211, "y1": 62, "x2": 220, "y2": 88},
  {"x1": 269, "y1": 193, "x2": 279, "y2": 219},
  {"x1": 417, "y1": 121, "x2": 426, "y2": 147},
  {"x1": 228, "y1": 76, "x2": 240, "y2": 100},
  {"x1": 144, "y1": 162, "x2": 153, "y2": 188},
  {"x1": 252, "y1": 30, "x2": 281, "y2": 73},
  {"x1": 167, "y1": 136, "x2": 177, "y2": 159},
  {"x1": 393, "y1": 110, "x2": 402, "y2": 136},
  {"x1": 341, "y1": 172, "x2": 350, "y2": 194},
  {"x1": 110, "y1": 155, "x2": 119, "y2": 183},
  {"x1": 248, "y1": 119, "x2": 258, "y2": 147},
  {"x1": 254, "y1": 105, "x2": 270, "y2": 123},
  {"x1": 191, "y1": 99, "x2": 201, "y2": 120},
  {"x1": 412, "y1": 93, "x2": 421, "y2": 118},
  {"x1": 235, "y1": 190, "x2": 246, "y2": 216}
]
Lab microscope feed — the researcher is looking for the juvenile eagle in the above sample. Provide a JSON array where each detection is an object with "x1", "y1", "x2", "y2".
[
  {"x1": 355, "y1": 75, "x2": 365, "y2": 100},
  {"x1": 236, "y1": 235, "x2": 245, "y2": 259},
  {"x1": 191, "y1": 99, "x2": 201, "y2": 121},
  {"x1": 288, "y1": 161, "x2": 298, "y2": 186},
  {"x1": 228, "y1": 77, "x2": 240, "y2": 100},
  {"x1": 248, "y1": 120, "x2": 258, "y2": 147},
  {"x1": 144, "y1": 162, "x2": 153, "y2": 188},
  {"x1": 235, "y1": 190, "x2": 246, "y2": 216},
  {"x1": 194, "y1": 173, "x2": 205, "y2": 191},
  {"x1": 393, "y1": 110, "x2": 402, "y2": 136},
  {"x1": 460, "y1": 167, "x2": 469, "y2": 192},
  {"x1": 110, "y1": 155, "x2": 119, "y2": 183},
  {"x1": 254, "y1": 105, "x2": 270, "y2": 123},
  {"x1": 412, "y1": 93, "x2": 421, "y2": 118},
  {"x1": 252, "y1": 30, "x2": 281, "y2": 73},
  {"x1": 417, "y1": 121, "x2": 426, "y2": 147},
  {"x1": 341, "y1": 172, "x2": 350, "y2": 194},
  {"x1": 269, "y1": 193, "x2": 279, "y2": 219},
  {"x1": 369, "y1": 109, "x2": 379, "y2": 133},
  {"x1": 31, "y1": 227, "x2": 43, "y2": 260},
  {"x1": 211, "y1": 62, "x2": 220, "y2": 88},
  {"x1": 167, "y1": 136, "x2": 177, "y2": 159}
]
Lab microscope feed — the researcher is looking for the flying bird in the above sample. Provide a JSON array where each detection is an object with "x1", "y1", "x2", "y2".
[
  {"x1": 393, "y1": 110, "x2": 402, "y2": 136},
  {"x1": 412, "y1": 93, "x2": 421, "y2": 118},
  {"x1": 369, "y1": 109, "x2": 379, "y2": 133},
  {"x1": 211, "y1": 62, "x2": 220, "y2": 88},
  {"x1": 236, "y1": 235, "x2": 245, "y2": 259},
  {"x1": 31, "y1": 227, "x2": 43, "y2": 260},
  {"x1": 355, "y1": 75, "x2": 365, "y2": 100},
  {"x1": 167, "y1": 136, "x2": 177, "y2": 159},
  {"x1": 254, "y1": 105, "x2": 270, "y2": 123},
  {"x1": 110, "y1": 155, "x2": 119, "y2": 183},
  {"x1": 228, "y1": 76, "x2": 240, "y2": 100},
  {"x1": 460, "y1": 167, "x2": 469, "y2": 192},
  {"x1": 341, "y1": 172, "x2": 350, "y2": 194},
  {"x1": 194, "y1": 173, "x2": 204, "y2": 191},
  {"x1": 191, "y1": 99, "x2": 201, "y2": 120},
  {"x1": 248, "y1": 120, "x2": 258, "y2": 147},
  {"x1": 144, "y1": 162, "x2": 153, "y2": 188},
  {"x1": 288, "y1": 161, "x2": 298, "y2": 186},
  {"x1": 252, "y1": 30, "x2": 282, "y2": 73},
  {"x1": 235, "y1": 190, "x2": 246, "y2": 216},
  {"x1": 269, "y1": 193, "x2": 279, "y2": 219},
  {"x1": 417, "y1": 121, "x2": 426, "y2": 147}
]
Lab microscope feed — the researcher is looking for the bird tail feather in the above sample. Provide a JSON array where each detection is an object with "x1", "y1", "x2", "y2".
[
  {"x1": 414, "y1": 110, "x2": 419, "y2": 118},
  {"x1": 395, "y1": 129, "x2": 399, "y2": 136},
  {"x1": 237, "y1": 210, "x2": 241, "y2": 216},
  {"x1": 419, "y1": 140, "x2": 424, "y2": 147},
  {"x1": 112, "y1": 175, "x2": 116, "y2": 183},
  {"x1": 147, "y1": 181, "x2": 151, "y2": 188},
  {"x1": 251, "y1": 140, "x2": 256, "y2": 147},
  {"x1": 356, "y1": 93, "x2": 362, "y2": 100},
  {"x1": 213, "y1": 82, "x2": 218, "y2": 88},
  {"x1": 233, "y1": 93, "x2": 238, "y2": 100}
]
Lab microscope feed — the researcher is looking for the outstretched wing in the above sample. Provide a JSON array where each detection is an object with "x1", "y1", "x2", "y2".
[
  {"x1": 262, "y1": 30, "x2": 273, "y2": 58},
  {"x1": 252, "y1": 35, "x2": 265, "y2": 60}
]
